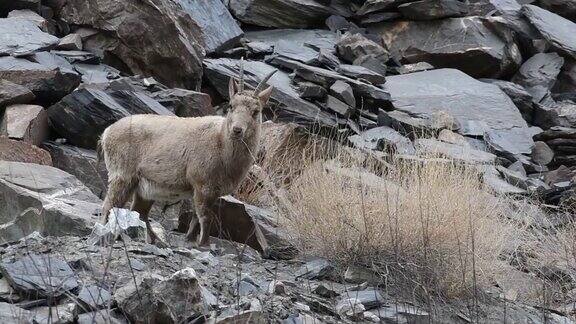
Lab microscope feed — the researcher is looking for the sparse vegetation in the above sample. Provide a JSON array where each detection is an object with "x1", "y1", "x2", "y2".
[{"x1": 239, "y1": 130, "x2": 576, "y2": 314}]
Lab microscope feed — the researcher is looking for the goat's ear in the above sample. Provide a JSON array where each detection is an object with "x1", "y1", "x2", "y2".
[
  {"x1": 228, "y1": 77, "x2": 239, "y2": 99},
  {"x1": 258, "y1": 86, "x2": 273, "y2": 106}
]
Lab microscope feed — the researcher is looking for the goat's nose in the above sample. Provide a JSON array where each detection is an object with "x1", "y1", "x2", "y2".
[{"x1": 232, "y1": 126, "x2": 243, "y2": 135}]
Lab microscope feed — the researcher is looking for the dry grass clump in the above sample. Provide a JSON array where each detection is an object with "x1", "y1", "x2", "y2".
[
  {"x1": 284, "y1": 155, "x2": 520, "y2": 298},
  {"x1": 240, "y1": 128, "x2": 529, "y2": 299}
]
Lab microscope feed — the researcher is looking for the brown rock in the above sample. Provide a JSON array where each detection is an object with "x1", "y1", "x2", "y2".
[
  {"x1": 0, "y1": 80, "x2": 35, "y2": 108},
  {"x1": 0, "y1": 137, "x2": 52, "y2": 165},
  {"x1": 0, "y1": 104, "x2": 48, "y2": 145},
  {"x1": 61, "y1": 0, "x2": 205, "y2": 89}
]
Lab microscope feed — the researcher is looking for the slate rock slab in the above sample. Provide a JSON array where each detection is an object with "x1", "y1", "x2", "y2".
[
  {"x1": 398, "y1": 0, "x2": 468, "y2": 20},
  {"x1": 0, "y1": 254, "x2": 79, "y2": 299},
  {"x1": 295, "y1": 259, "x2": 335, "y2": 280},
  {"x1": 480, "y1": 79, "x2": 534, "y2": 123},
  {"x1": 512, "y1": 52, "x2": 564, "y2": 104},
  {"x1": 0, "y1": 56, "x2": 81, "y2": 104},
  {"x1": 337, "y1": 289, "x2": 385, "y2": 311},
  {"x1": 0, "y1": 18, "x2": 58, "y2": 57},
  {"x1": 178, "y1": 0, "x2": 243, "y2": 53},
  {"x1": 336, "y1": 64, "x2": 386, "y2": 84},
  {"x1": 415, "y1": 138, "x2": 497, "y2": 164},
  {"x1": 349, "y1": 126, "x2": 416, "y2": 154},
  {"x1": 484, "y1": 127, "x2": 539, "y2": 159},
  {"x1": 0, "y1": 80, "x2": 35, "y2": 108},
  {"x1": 0, "y1": 302, "x2": 33, "y2": 323},
  {"x1": 522, "y1": 5, "x2": 576, "y2": 59},
  {"x1": 384, "y1": 69, "x2": 528, "y2": 136},
  {"x1": 47, "y1": 88, "x2": 174, "y2": 149},
  {"x1": 0, "y1": 161, "x2": 101, "y2": 243},
  {"x1": 247, "y1": 29, "x2": 337, "y2": 66},
  {"x1": 228, "y1": 0, "x2": 334, "y2": 28},
  {"x1": 369, "y1": 16, "x2": 521, "y2": 78},
  {"x1": 76, "y1": 285, "x2": 112, "y2": 311}
]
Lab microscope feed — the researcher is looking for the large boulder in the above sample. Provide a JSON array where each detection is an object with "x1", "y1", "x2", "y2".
[
  {"x1": 0, "y1": 56, "x2": 81, "y2": 104},
  {"x1": 522, "y1": 5, "x2": 576, "y2": 59},
  {"x1": 511, "y1": 52, "x2": 564, "y2": 104},
  {"x1": 0, "y1": 137, "x2": 52, "y2": 166},
  {"x1": 0, "y1": 161, "x2": 101, "y2": 243},
  {"x1": 228, "y1": 0, "x2": 334, "y2": 28},
  {"x1": 212, "y1": 196, "x2": 297, "y2": 260},
  {"x1": 384, "y1": 68, "x2": 528, "y2": 136},
  {"x1": 203, "y1": 58, "x2": 338, "y2": 129},
  {"x1": 369, "y1": 17, "x2": 522, "y2": 78},
  {"x1": 176, "y1": 0, "x2": 243, "y2": 53},
  {"x1": 0, "y1": 18, "x2": 58, "y2": 57},
  {"x1": 60, "y1": 0, "x2": 205, "y2": 89},
  {"x1": 47, "y1": 88, "x2": 174, "y2": 149}
]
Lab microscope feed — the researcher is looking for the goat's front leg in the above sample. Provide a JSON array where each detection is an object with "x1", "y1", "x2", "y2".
[
  {"x1": 190, "y1": 189, "x2": 216, "y2": 246},
  {"x1": 101, "y1": 176, "x2": 136, "y2": 224}
]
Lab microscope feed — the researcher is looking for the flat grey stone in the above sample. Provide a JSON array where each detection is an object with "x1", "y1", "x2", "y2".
[
  {"x1": 369, "y1": 16, "x2": 521, "y2": 78},
  {"x1": 415, "y1": 138, "x2": 497, "y2": 164},
  {"x1": 384, "y1": 69, "x2": 528, "y2": 136},
  {"x1": 0, "y1": 254, "x2": 79, "y2": 299},
  {"x1": 0, "y1": 18, "x2": 58, "y2": 56}
]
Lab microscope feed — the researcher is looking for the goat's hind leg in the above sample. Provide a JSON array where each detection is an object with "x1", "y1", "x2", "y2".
[{"x1": 101, "y1": 176, "x2": 136, "y2": 224}]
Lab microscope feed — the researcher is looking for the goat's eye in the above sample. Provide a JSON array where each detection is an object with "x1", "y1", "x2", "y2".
[{"x1": 252, "y1": 110, "x2": 259, "y2": 118}]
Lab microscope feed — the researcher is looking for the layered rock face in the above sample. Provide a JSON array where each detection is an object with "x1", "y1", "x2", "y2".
[{"x1": 2, "y1": 0, "x2": 576, "y2": 322}]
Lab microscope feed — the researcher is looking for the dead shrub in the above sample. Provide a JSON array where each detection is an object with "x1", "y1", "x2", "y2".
[{"x1": 244, "y1": 133, "x2": 527, "y2": 299}]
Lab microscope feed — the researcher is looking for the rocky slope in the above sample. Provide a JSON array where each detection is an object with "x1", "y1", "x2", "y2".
[{"x1": 1, "y1": 0, "x2": 576, "y2": 323}]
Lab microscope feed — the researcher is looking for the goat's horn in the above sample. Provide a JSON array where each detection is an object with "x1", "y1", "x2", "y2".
[
  {"x1": 238, "y1": 57, "x2": 245, "y2": 91},
  {"x1": 254, "y1": 70, "x2": 277, "y2": 94}
]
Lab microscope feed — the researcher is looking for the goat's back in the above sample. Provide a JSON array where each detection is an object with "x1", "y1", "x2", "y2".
[{"x1": 100, "y1": 114, "x2": 224, "y2": 182}]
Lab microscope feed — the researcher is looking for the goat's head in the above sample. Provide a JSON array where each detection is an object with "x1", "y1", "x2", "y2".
[{"x1": 225, "y1": 62, "x2": 276, "y2": 141}]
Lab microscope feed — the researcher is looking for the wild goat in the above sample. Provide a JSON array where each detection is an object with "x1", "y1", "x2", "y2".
[{"x1": 99, "y1": 63, "x2": 276, "y2": 246}]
